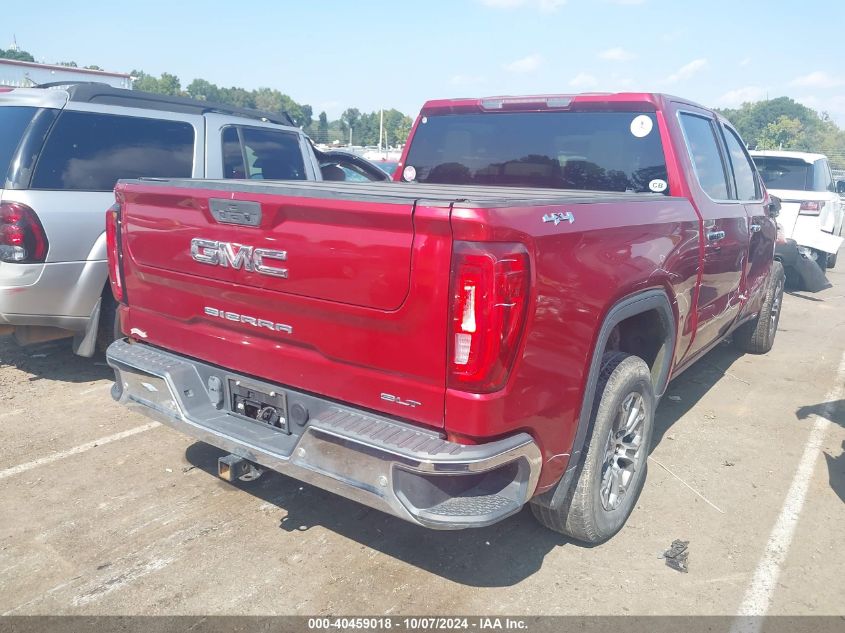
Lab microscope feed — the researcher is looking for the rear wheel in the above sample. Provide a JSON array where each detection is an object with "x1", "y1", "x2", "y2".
[
  {"x1": 826, "y1": 251, "x2": 838, "y2": 269},
  {"x1": 531, "y1": 353, "x2": 654, "y2": 543},
  {"x1": 732, "y1": 261, "x2": 785, "y2": 354}
]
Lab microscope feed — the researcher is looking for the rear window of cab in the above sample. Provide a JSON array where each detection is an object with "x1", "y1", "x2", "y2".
[{"x1": 403, "y1": 110, "x2": 670, "y2": 194}]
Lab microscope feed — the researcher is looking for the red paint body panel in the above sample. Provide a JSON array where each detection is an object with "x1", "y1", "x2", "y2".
[{"x1": 113, "y1": 92, "x2": 776, "y2": 494}]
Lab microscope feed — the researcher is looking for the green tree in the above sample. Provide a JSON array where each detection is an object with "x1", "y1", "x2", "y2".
[
  {"x1": 185, "y1": 78, "x2": 220, "y2": 102},
  {"x1": 756, "y1": 116, "x2": 806, "y2": 150},
  {"x1": 0, "y1": 48, "x2": 35, "y2": 62},
  {"x1": 716, "y1": 96, "x2": 845, "y2": 169},
  {"x1": 340, "y1": 108, "x2": 361, "y2": 144},
  {"x1": 317, "y1": 111, "x2": 329, "y2": 143}
]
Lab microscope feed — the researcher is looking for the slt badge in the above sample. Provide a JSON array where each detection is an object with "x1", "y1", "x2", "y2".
[{"x1": 542, "y1": 211, "x2": 575, "y2": 226}]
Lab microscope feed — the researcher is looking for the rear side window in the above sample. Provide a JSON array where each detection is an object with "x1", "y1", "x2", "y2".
[
  {"x1": 814, "y1": 159, "x2": 834, "y2": 192},
  {"x1": 31, "y1": 111, "x2": 194, "y2": 191},
  {"x1": 221, "y1": 126, "x2": 306, "y2": 181},
  {"x1": 0, "y1": 106, "x2": 37, "y2": 182},
  {"x1": 679, "y1": 113, "x2": 729, "y2": 200},
  {"x1": 721, "y1": 126, "x2": 760, "y2": 201},
  {"x1": 404, "y1": 111, "x2": 670, "y2": 193}
]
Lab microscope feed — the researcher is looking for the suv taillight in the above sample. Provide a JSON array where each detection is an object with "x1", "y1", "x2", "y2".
[
  {"x1": 0, "y1": 202, "x2": 49, "y2": 263},
  {"x1": 106, "y1": 203, "x2": 126, "y2": 303},
  {"x1": 799, "y1": 200, "x2": 824, "y2": 215},
  {"x1": 448, "y1": 241, "x2": 530, "y2": 393}
]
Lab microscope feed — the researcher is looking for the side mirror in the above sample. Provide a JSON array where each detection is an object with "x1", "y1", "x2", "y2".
[
  {"x1": 766, "y1": 196, "x2": 781, "y2": 218},
  {"x1": 837, "y1": 180, "x2": 845, "y2": 195}
]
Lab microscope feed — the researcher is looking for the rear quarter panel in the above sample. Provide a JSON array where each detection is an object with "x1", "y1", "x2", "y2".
[{"x1": 446, "y1": 197, "x2": 700, "y2": 489}]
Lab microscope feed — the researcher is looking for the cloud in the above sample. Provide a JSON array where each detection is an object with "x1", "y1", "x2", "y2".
[
  {"x1": 450, "y1": 74, "x2": 486, "y2": 86},
  {"x1": 569, "y1": 72, "x2": 598, "y2": 88},
  {"x1": 666, "y1": 58, "x2": 707, "y2": 83},
  {"x1": 477, "y1": 0, "x2": 566, "y2": 11},
  {"x1": 740, "y1": 57, "x2": 752, "y2": 67},
  {"x1": 790, "y1": 71, "x2": 843, "y2": 89},
  {"x1": 503, "y1": 54, "x2": 543, "y2": 73},
  {"x1": 599, "y1": 47, "x2": 635, "y2": 61},
  {"x1": 716, "y1": 86, "x2": 766, "y2": 107}
]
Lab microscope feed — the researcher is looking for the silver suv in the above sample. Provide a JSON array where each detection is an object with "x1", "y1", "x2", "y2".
[{"x1": 0, "y1": 83, "x2": 324, "y2": 356}]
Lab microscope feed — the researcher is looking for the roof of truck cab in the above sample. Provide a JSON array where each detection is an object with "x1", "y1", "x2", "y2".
[
  {"x1": 419, "y1": 92, "x2": 708, "y2": 114},
  {"x1": 118, "y1": 178, "x2": 674, "y2": 208}
]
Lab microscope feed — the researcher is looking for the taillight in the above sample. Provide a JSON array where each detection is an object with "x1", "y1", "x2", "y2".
[
  {"x1": 0, "y1": 202, "x2": 49, "y2": 263},
  {"x1": 448, "y1": 241, "x2": 530, "y2": 393},
  {"x1": 799, "y1": 200, "x2": 824, "y2": 215},
  {"x1": 106, "y1": 203, "x2": 125, "y2": 303}
]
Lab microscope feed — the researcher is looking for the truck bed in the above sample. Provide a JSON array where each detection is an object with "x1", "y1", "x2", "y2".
[{"x1": 123, "y1": 177, "x2": 671, "y2": 206}]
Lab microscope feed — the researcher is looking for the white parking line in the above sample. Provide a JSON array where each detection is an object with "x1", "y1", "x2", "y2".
[
  {"x1": 731, "y1": 351, "x2": 845, "y2": 631},
  {"x1": 0, "y1": 422, "x2": 160, "y2": 481}
]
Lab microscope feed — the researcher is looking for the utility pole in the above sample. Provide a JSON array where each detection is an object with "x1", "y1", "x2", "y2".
[
  {"x1": 378, "y1": 109, "x2": 384, "y2": 154},
  {"x1": 349, "y1": 127, "x2": 353, "y2": 147}
]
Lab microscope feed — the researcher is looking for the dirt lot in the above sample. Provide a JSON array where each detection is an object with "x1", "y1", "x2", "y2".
[{"x1": 0, "y1": 270, "x2": 843, "y2": 618}]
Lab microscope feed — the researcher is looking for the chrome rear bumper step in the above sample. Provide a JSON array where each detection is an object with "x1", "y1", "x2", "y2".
[{"x1": 106, "y1": 339, "x2": 542, "y2": 529}]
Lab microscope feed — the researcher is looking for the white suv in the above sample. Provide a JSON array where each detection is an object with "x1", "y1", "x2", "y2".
[
  {"x1": 1, "y1": 83, "x2": 326, "y2": 356},
  {"x1": 750, "y1": 150, "x2": 844, "y2": 268}
]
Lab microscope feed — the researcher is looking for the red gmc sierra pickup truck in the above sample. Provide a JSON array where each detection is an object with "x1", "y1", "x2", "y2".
[{"x1": 105, "y1": 93, "x2": 783, "y2": 543}]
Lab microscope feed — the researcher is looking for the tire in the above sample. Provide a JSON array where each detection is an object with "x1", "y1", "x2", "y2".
[
  {"x1": 96, "y1": 292, "x2": 122, "y2": 354},
  {"x1": 814, "y1": 250, "x2": 828, "y2": 271},
  {"x1": 530, "y1": 352, "x2": 655, "y2": 543},
  {"x1": 732, "y1": 261, "x2": 785, "y2": 354}
]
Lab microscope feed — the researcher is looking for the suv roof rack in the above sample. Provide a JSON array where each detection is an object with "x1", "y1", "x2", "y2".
[{"x1": 34, "y1": 82, "x2": 296, "y2": 127}]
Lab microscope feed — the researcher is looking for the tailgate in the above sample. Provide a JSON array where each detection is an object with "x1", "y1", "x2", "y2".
[{"x1": 116, "y1": 180, "x2": 453, "y2": 428}]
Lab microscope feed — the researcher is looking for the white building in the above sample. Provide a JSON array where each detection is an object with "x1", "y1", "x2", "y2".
[{"x1": 0, "y1": 58, "x2": 132, "y2": 89}]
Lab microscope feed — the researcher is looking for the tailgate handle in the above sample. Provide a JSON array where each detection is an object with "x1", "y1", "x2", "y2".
[{"x1": 209, "y1": 199, "x2": 262, "y2": 227}]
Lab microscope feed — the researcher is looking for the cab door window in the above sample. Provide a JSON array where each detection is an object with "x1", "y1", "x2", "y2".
[
  {"x1": 679, "y1": 113, "x2": 730, "y2": 200},
  {"x1": 721, "y1": 126, "x2": 760, "y2": 201}
]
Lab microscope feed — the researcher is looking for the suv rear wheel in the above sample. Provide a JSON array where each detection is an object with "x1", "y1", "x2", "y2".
[{"x1": 531, "y1": 352, "x2": 654, "y2": 543}]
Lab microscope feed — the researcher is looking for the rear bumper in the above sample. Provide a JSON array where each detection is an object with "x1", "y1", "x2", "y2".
[{"x1": 106, "y1": 339, "x2": 542, "y2": 529}]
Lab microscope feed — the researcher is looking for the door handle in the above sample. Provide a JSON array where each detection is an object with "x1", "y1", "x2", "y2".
[
  {"x1": 707, "y1": 230, "x2": 726, "y2": 242},
  {"x1": 750, "y1": 224, "x2": 762, "y2": 233}
]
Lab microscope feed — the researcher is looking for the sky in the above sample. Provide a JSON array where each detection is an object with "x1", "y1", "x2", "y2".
[{"x1": 5, "y1": 0, "x2": 845, "y2": 124}]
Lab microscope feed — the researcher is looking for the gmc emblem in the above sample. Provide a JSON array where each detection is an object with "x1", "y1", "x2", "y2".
[{"x1": 190, "y1": 238, "x2": 288, "y2": 278}]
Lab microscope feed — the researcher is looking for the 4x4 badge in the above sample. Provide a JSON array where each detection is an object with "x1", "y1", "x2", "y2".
[{"x1": 543, "y1": 211, "x2": 575, "y2": 226}]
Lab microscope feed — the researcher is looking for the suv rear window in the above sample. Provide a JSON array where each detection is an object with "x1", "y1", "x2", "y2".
[
  {"x1": 403, "y1": 111, "x2": 670, "y2": 193},
  {"x1": 752, "y1": 156, "x2": 817, "y2": 191},
  {"x1": 31, "y1": 111, "x2": 194, "y2": 191},
  {"x1": 0, "y1": 106, "x2": 37, "y2": 182}
]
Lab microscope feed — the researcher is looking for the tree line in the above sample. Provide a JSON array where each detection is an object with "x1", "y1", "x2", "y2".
[
  {"x1": 716, "y1": 97, "x2": 845, "y2": 169},
  {"x1": 131, "y1": 71, "x2": 414, "y2": 148},
  {"x1": 0, "y1": 48, "x2": 413, "y2": 147}
]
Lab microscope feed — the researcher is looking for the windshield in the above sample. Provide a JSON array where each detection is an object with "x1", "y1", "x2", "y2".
[
  {"x1": 752, "y1": 156, "x2": 816, "y2": 191},
  {"x1": 0, "y1": 106, "x2": 37, "y2": 183},
  {"x1": 403, "y1": 110, "x2": 670, "y2": 193}
]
